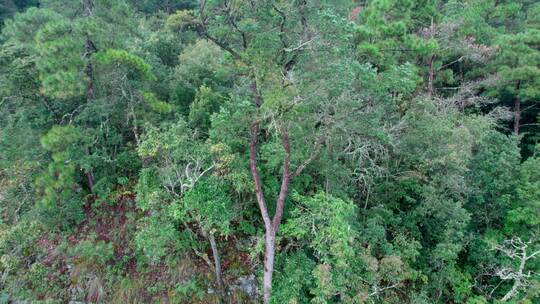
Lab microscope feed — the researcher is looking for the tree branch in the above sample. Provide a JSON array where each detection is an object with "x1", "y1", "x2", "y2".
[
  {"x1": 272, "y1": 129, "x2": 291, "y2": 231},
  {"x1": 369, "y1": 283, "x2": 400, "y2": 297},
  {"x1": 197, "y1": 1, "x2": 243, "y2": 61},
  {"x1": 225, "y1": 0, "x2": 248, "y2": 50},
  {"x1": 292, "y1": 134, "x2": 325, "y2": 178},
  {"x1": 249, "y1": 80, "x2": 271, "y2": 230}
]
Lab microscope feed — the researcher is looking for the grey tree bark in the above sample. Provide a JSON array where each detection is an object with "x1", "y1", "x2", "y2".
[
  {"x1": 493, "y1": 237, "x2": 540, "y2": 302},
  {"x1": 208, "y1": 232, "x2": 226, "y2": 303}
]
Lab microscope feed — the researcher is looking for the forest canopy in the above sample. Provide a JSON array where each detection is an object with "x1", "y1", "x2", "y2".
[{"x1": 0, "y1": 0, "x2": 539, "y2": 303}]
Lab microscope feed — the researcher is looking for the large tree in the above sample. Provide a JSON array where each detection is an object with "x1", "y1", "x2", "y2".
[{"x1": 168, "y1": 1, "x2": 357, "y2": 301}]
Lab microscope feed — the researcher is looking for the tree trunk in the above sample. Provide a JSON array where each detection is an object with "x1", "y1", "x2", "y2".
[
  {"x1": 501, "y1": 279, "x2": 520, "y2": 302},
  {"x1": 427, "y1": 54, "x2": 435, "y2": 98},
  {"x1": 263, "y1": 228, "x2": 276, "y2": 304},
  {"x1": 501, "y1": 252, "x2": 526, "y2": 302},
  {"x1": 83, "y1": 0, "x2": 95, "y2": 192},
  {"x1": 84, "y1": 152, "x2": 95, "y2": 190},
  {"x1": 513, "y1": 81, "x2": 522, "y2": 139},
  {"x1": 514, "y1": 95, "x2": 521, "y2": 137},
  {"x1": 83, "y1": 0, "x2": 94, "y2": 97},
  {"x1": 427, "y1": 18, "x2": 435, "y2": 98},
  {"x1": 208, "y1": 232, "x2": 226, "y2": 303},
  {"x1": 248, "y1": 79, "x2": 291, "y2": 304}
]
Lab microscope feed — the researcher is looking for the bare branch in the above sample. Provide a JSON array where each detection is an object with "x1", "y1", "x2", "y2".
[
  {"x1": 492, "y1": 237, "x2": 540, "y2": 302},
  {"x1": 369, "y1": 283, "x2": 400, "y2": 297},
  {"x1": 284, "y1": 38, "x2": 315, "y2": 53}
]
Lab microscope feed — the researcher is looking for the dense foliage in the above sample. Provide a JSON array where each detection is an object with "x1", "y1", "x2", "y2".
[{"x1": 0, "y1": 0, "x2": 538, "y2": 303}]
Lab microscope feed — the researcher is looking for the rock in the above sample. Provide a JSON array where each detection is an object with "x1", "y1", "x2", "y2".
[{"x1": 230, "y1": 274, "x2": 258, "y2": 299}]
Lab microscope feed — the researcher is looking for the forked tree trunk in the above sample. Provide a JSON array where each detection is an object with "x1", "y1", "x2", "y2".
[
  {"x1": 195, "y1": 6, "x2": 308, "y2": 302},
  {"x1": 249, "y1": 80, "x2": 291, "y2": 304}
]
